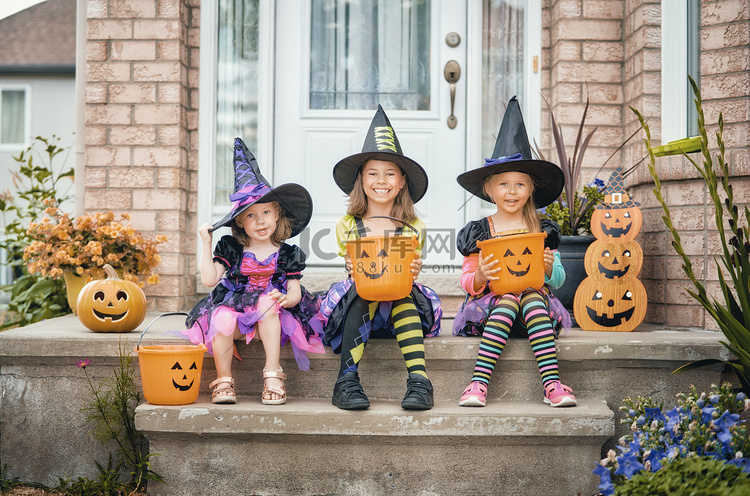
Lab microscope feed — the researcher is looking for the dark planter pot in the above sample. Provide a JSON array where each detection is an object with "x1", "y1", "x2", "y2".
[{"x1": 554, "y1": 235, "x2": 596, "y2": 314}]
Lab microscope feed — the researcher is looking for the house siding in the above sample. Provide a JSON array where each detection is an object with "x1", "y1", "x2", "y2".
[{"x1": 82, "y1": 0, "x2": 749, "y2": 327}]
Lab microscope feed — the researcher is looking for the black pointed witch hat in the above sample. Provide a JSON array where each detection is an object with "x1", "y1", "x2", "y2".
[
  {"x1": 333, "y1": 105, "x2": 428, "y2": 203},
  {"x1": 211, "y1": 138, "x2": 312, "y2": 238},
  {"x1": 457, "y1": 96, "x2": 564, "y2": 208}
]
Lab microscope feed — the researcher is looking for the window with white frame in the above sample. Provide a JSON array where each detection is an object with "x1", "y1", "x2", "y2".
[
  {"x1": 661, "y1": 0, "x2": 700, "y2": 143},
  {"x1": 0, "y1": 86, "x2": 29, "y2": 148}
]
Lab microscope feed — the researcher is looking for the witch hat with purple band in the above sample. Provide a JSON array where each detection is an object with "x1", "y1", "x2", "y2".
[
  {"x1": 210, "y1": 138, "x2": 312, "y2": 238},
  {"x1": 595, "y1": 166, "x2": 640, "y2": 209},
  {"x1": 457, "y1": 96, "x2": 564, "y2": 208},
  {"x1": 333, "y1": 105, "x2": 428, "y2": 203}
]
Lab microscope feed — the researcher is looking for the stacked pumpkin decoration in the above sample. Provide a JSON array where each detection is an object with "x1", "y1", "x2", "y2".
[
  {"x1": 76, "y1": 264, "x2": 147, "y2": 333},
  {"x1": 573, "y1": 167, "x2": 647, "y2": 331}
]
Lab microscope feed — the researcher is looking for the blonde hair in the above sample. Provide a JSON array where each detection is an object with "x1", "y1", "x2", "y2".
[
  {"x1": 231, "y1": 201, "x2": 292, "y2": 247},
  {"x1": 482, "y1": 173, "x2": 541, "y2": 233},
  {"x1": 346, "y1": 161, "x2": 417, "y2": 224}
]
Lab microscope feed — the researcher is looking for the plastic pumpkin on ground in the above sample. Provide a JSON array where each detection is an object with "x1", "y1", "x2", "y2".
[{"x1": 76, "y1": 264, "x2": 147, "y2": 333}]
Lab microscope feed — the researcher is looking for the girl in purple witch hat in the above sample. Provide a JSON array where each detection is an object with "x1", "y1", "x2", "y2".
[
  {"x1": 454, "y1": 97, "x2": 575, "y2": 408},
  {"x1": 181, "y1": 138, "x2": 323, "y2": 405}
]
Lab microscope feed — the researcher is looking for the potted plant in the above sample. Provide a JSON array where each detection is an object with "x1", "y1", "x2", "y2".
[{"x1": 22, "y1": 201, "x2": 167, "y2": 313}]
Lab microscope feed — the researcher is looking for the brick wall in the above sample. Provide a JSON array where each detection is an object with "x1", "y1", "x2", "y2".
[
  {"x1": 542, "y1": 0, "x2": 625, "y2": 186},
  {"x1": 628, "y1": 0, "x2": 750, "y2": 327},
  {"x1": 84, "y1": 0, "x2": 198, "y2": 312}
]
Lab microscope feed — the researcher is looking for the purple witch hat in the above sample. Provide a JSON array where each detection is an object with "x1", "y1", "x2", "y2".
[{"x1": 211, "y1": 138, "x2": 312, "y2": 237}]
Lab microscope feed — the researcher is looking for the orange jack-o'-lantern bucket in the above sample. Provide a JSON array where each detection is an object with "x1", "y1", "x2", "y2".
[
  {"x1": 136, "y1": 312, "x2": 207, "y2": 405},
  {"x1": 346, "y1": 216, "x2": 419, "y2": 301},
  {"x1": 476, "y1": 232, "x2": 547, "y2": 295}
]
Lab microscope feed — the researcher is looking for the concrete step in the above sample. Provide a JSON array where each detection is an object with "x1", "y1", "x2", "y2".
[
  {"x1": 135, "y1": 397, "x2": 614, "y2": 496},
  {"x1": 0, "y1": 313, "x2": 730, "y2": 493}
]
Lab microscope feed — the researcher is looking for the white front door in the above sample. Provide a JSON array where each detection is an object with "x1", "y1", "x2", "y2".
[{"x1": 274, "y1": 0, "x2": 468, "y2": 269}]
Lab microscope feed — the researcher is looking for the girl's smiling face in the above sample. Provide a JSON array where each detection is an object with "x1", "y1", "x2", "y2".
[
  {"x1": 485, "y1": 171, "x2": 533, "y2": 215},
  {"x1": 361, "y1": 159, "x2": 406, "y2": 206},
  {"x1": 236, "y1": 202, "x2": 279, "y2": 242}
]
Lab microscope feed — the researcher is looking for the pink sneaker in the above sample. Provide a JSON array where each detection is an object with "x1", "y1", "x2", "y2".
[
  {"x1": 543, "y1": 381, "x2": 577, "y2": 407},
  {"x1": 459, "y1": 381, "x2": 487, "y2": 407}
]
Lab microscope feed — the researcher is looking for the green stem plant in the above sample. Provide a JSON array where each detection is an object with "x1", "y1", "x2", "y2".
[{"x1": 632, "y1": 76, "x2": 750, "y2": 392}]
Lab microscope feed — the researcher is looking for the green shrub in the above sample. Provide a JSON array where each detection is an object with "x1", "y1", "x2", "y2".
[{"x1": 615, "y1": 457, "x2": 750, "y2": 496}]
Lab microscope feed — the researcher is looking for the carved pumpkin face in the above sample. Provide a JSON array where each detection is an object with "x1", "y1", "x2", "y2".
[
  {"x1": 591, "y1": 206, "x2": 643, "y2": 242},
  {"x1": 503, "y1": 246, "x2": 533, "y2": 277},
  {"x1": 584, "y1": 240, "x2": 643, "y2": 280},
  {"x1": 477, "y1": 232, "x2": 547, "y2": 295},
  {"x1": 347, "y1": 235, "x2": 418, "y2": 301},
  {"x1": 77, "y1": 264, "x2": 147, "y2": 333},
  {"x1": 573, "y1": 276, "x2": 647, "y2": 332},
  {"x1": 171, "y1": 360, "x2": 199, "y2": 391}
]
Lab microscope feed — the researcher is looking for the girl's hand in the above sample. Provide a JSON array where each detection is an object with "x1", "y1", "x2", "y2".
[
  {"x1": 410, "y1": 254, "x2": 423, "y2": 281},
  {"x1": 268, "y1": 289, "x2": 292, "y2": 309},
  {"x1": 344, "y1": 254, "x2": 353, "y2": 276},
  {"x1": 198, "y1": 223, "x2": 213, "y2": 244},
  {"x1": 477, "y1": 251, "x2": 502, "y2": 285},
  {"x1": 543, "y1": 247, "x2": 554, "y2": 277}
]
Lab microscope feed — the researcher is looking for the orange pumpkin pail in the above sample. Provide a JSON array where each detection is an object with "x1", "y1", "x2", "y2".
[
  {"x1": 477, "y1": 232, "x2": 547, "y2": 295},
  {"x1": 345, "y1": 216, "x2": 420, "y2": 302},
  {"x1": 136, "y1": 312, "x2": 207, "y2": 405},
  {"x1": 347, "y1": 235, "x2": 418, "y2": 301}
]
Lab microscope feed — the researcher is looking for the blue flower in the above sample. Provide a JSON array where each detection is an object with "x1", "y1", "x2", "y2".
[
  {"x1": 709, "y1": 394, "x2": 720, "y2": 405},
  {"x1": 614, "y1": 451, "x2": 645, "y2": 479},
  {"x1": 713, "y1": 410, "x2": 740, "y2": 432},
  {"x1": 588, "y1": 178, "x2": 606, "y2": 190},
  {"x1": 593, "y1": 464, "x2": 615, "y2": 495},
  {"x1": 701, "y1": 406, "x2": 717, "y2": 424},
  {"x1": 697, "y1": 399, "x2": 705, "y2": 408},
  {"x1": 628, "y1": 408, "x2": 637, "y2": 417},
  {"x1": 664, "y1": 407, "x2": 681, "y2": 434},
  {"x1": 727, "y1": 457, "x2": 750, "y2": 474},
  {"x1": 644, "y1": 448, "x2": 666, "y2": 472},
  {"x1": 738, "y1": 392, "x2": 747, "y2": 402},
  {"x1": 645, "y1": 406, "x2": 667, "y2": 423},
  {"x1": 636, "y1": 415, "x2": 646, "y2": 426}
]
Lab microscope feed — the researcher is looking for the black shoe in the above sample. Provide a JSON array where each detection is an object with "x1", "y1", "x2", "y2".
[
  {"x1": 401, "y1": 373, "x2": 434, "y2": 410},
  {"x1": 332, "y1": 371, "x2": 370, "y2": 410}
]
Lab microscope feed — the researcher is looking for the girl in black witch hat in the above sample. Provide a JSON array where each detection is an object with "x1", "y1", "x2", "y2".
[
  {"x1": 313, "y1": 105, "x2": 442, "y2": 410},
  {"x1": 180, "y1": 138, "x2": 324, "y2": 405},
  {"x1": 454, "y1": 97, "x2": 576, "y2": 408}
]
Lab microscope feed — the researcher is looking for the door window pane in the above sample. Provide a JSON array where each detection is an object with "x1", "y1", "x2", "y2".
[
  {"x1": 0, "y1": 89, "x2": 26, "y2": 145},
  {"x1": 482, "y1": 0, "x2": 525, "y2": 158},
  {"x1": 215, "y1": 0, "x2": 260, "y2": 207},
  {"x1": 310, "y1": 0, "x2": 431, "y2": 110}
]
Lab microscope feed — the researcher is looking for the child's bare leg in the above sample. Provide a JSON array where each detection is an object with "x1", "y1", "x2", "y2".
[
  {"x1": 213, "y1": 326, "x2": 242, "y2": 378},
  {"x1": 257, "y1": 312, "x2": 283, "y2": 401}
]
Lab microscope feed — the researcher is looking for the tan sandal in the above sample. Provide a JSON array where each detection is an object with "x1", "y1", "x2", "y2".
[
  {"x1": 262, "y1": 368, "x2": 287, "y2": 405},
  {"x1": 209, "y1": 376, "x2": 236, "y2": 404}
]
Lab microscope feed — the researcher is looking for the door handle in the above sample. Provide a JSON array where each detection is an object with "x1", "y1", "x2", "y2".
[{"x1": 444, "y1": 60, "x2": 461, "y2": 129}]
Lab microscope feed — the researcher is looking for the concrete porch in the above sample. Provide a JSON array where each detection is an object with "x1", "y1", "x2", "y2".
[{"x1": 0, "y1": 312, "x2": 730, "y2": 495}]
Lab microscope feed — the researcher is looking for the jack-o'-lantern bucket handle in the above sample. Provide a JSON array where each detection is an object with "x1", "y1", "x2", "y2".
[
  {"x1": 136, "y1": 312, "x2": 205, "y2": 350},
  {"x1": 344, "y1": 215, "x2": 421, "y2": 241}
]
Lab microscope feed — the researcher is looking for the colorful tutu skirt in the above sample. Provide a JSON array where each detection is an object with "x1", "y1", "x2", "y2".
[
  {"x1": 312, "y1": 279, "x2": 442, "y2": 354},
  {"x1": 182, "y1": 281, "x2": 324, "y2": 370},
  {"x1": 452, "y1": 287, "x2": 571, "y2": 338}
]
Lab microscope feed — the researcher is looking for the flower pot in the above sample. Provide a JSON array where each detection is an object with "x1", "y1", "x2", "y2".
[
  {"x1": 555, "y1": 235, "x2": 596, "y2": 314},
  {"x1": 62, "y1": 271, "x2": 88, "y2": 314}
]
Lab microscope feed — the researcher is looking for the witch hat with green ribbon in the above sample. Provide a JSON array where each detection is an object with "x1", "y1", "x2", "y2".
[
  {"x1": 333, "y1": 105, "x2": 428, "y2": 203},
  {"x1": 211, "y1": 138, "x2": 312, "y2": 237},
  {"x1": 457, "y1": 96, "x2": 564, "y2": 208}
]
